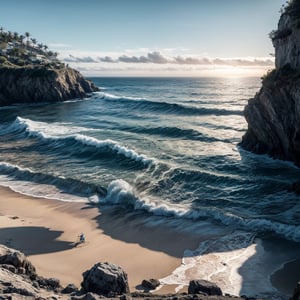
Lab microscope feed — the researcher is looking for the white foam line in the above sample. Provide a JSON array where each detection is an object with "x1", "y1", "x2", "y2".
[
  {"x1": 157, "y1": 232, "x2": 260, "y2": 296},
  {"x1": 7, "y1": 117, "x2": 154, "y2": 165}
]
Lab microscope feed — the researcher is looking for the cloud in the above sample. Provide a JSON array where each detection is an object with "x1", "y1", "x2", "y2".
[
  {"x1": 174, "y1": 56, "x2": 211, "y2": 65},
  {"x1": 118, "y1": 51, "x2": 169, "y2": 64},
  {"x1": 99, "y1": 56, "x2": 117, "y2": 63},
  {"x1": 64, "y1": 55, "x2": 98, "y2": 63},
  {"x1": 62, "y1": 51, "x2": 274, "y2": 67}
]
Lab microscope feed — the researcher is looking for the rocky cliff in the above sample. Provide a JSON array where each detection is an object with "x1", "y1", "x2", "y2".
[
  {"x1": 241, "y1": 0, "x2": 300, "y2": 166},
  {"x1": 0, "y1": 66, "x2": 99, "y2": 106}
]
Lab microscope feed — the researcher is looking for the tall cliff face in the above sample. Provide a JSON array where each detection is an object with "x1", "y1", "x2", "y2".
[
  {"x1": 241, "y1": 2, "x2": 300, "y2": 166},
  {"x1": 0, "y1": 66, "x2": 99, "y2": 106},
  {"x1": 273, "y1": 12, "x2": 300, "y2": 69}
]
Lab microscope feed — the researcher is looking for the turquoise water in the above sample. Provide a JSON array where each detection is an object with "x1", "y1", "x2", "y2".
[{"x1": 0, "y1": 77, "x2": 299, "y2": 297}]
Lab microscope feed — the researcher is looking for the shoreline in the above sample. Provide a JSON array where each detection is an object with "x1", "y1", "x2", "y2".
[
  {"x1": 0, "y1": 186, "x2": 298, "y2": 298},
  {"x1": 0, "y1": 186, "x2": 199, "y2": 292},
  {"x1": 271, "y1": 258, "x2": 300, "y2": 295}
]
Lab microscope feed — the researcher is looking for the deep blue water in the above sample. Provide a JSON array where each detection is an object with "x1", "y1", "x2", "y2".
[{"x1": 0, "y1": 77, "x2": 299, "y2": 243}]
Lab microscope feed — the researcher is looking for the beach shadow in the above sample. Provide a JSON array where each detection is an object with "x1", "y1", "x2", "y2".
[
  {"x1": 0, "y1": 226, "x2": 74, "y2": 255},
  {"x1": 238, "y1": 235, "x2": 300, "y2": 298},
  {"x1": 91, "y1": 205, "x2": 200, "y2": 258}
]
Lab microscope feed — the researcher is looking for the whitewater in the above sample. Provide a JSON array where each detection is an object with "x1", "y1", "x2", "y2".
[{"x1": 0, "y1": 77, "x2": 299, "y2": 298}]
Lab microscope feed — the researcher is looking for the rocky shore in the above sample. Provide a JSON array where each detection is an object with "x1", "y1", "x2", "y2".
[
  {"x1": 0, "y1": 65, "x2": 99, "y2": 106},
  {"x1": 0, "y1": 244, "x2": 271, "y2": 300},
  {"x1": 241, "y1": 0, "x2": 300, "y2": 167}
]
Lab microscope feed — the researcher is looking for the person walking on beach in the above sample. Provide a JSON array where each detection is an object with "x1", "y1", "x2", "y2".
[{"x1": 79, "y1": 232, "x2": 85, "y2": 243}]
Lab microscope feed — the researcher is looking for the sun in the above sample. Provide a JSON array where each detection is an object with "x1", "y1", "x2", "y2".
[{"x1": 210, "y1": 66, "x2": 268, "y2": 78}]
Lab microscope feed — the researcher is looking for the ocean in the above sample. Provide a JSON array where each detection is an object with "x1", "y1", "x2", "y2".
[{"x1": 0, "y1": 77, "x2": 299, "y2": 298}]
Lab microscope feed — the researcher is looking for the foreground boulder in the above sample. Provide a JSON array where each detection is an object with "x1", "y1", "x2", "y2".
[
  {"x1": 0, "y1": 66, "x2": 99, "y2": 106},
  {"x1": 0, "y1": 244, "x2": 36, "y2": 277},
  {"x1": 241, "y1": 0, "x2": 300, "y2": 166},
  {"x1": 188, "y1": 279, "x2": 223, "y2": 296},
  {"x1": 81, "y1": 262, "x2": 130, "y2": 296},
  {"x1": 141, "y1": 278, "x2": 160, "y2": 290},
  {"x1": 0, "y1": 267, "x2": 38, "y2": 297}
]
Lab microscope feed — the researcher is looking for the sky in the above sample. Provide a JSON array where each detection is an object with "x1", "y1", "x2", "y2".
[{"x1": 0, "y1": 0, "x2": 286, "y2": 77}]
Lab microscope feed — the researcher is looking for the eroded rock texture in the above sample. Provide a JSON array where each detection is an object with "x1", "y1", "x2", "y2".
[{"x1": 241, "y1": 1, "x2": 300, "y2": 166}]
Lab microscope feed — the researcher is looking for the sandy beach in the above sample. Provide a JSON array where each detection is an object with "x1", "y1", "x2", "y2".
[{"x1": 0, "y1": 186, "x2": 200, "y2": 292}]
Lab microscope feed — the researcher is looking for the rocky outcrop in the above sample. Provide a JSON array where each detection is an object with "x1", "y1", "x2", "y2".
[
  {"x1": 241, "y1": 0, "x2": 300, "y2": 166},
  {"x1": 272, "y1": 2, "x2": 300, "y2": 69},
  {"x1": 141, "y1": 278, "x2": 160, "y2": 290},
  {"x1": 81, "y1": 262, "x2": 130, "y2": 296},
  {"x1": 0, "y1": 65, "x2": 99, "y2": 106},
  {"x1": 0, "y1": 244, "x2": 36, "y2": 277},
  {"x1": 188, "y1": 279, "x2": 223, "y2": 296}
]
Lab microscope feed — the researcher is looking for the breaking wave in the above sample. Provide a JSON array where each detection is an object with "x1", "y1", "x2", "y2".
[
  {"x1": 0, "y1": 161, "x2": 106, "y2": 201},
  {"x1": 2, "y1": 117, "x2": 153, "y2": 166},
  {"x1": 98, "y1": 179, "x2": 300, "y2": 242}
]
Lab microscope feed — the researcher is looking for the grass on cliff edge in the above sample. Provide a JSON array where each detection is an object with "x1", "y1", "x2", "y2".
[
  {"x1": 261, "y1": 64, "x2": 300, "y2": 86},
  {"x1": 0, "y1": 55, "x2": 66, "y2": 71}
]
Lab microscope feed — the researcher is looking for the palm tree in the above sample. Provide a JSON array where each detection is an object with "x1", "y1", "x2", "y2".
[
  {"x1": 24, "y1": 32, "x2": 30, "y2": 50},
  {"x1": 43, "y1": 45, "x2": 48, "y2": 52},
  {"x1": 19, "y1": 35, "x2": 25, "y2": 44},
  {"x1": 7, "y1": 31, "x2": 13, "y2": 42},
  {"x1": 47, "y1": 50, "x2": 53, "y2": 58},
  {"x1": 13, "y1": 32, "x2": 19, "y2": 41},
  {"x1": 0, "y1": 27, "x2": 5, "y2": 40},
  {"x1": 31, "y1": 38, "x2": 37, "y2": 46},
  {"x1": 25, "y1": 32, "x2": 30, "y2": 41}
]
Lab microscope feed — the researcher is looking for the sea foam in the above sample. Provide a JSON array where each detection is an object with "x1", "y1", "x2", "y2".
[
  {"x1": 5, "y1": 117, "x2": 153, "y2": 166},
  {"x1": 158, "y1": 231, "x2": 282, "y2": 298},
  {"x1": 0, "y1": 162, "x2": 96, "y2": 202}
]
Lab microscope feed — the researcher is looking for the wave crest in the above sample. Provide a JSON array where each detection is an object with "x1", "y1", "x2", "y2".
[
  {"x1": 96, "y1": 92, "x2": 243, "y2": 116},
  {"x1": 96, "y1": 179, "x2": 300, "y2": 242},
  {"x1": 4, "y1": 117, "x2": 153, "y2": 166},
  {"x1": 0, "y1": 161, "x2": 106, "y2": 201}
]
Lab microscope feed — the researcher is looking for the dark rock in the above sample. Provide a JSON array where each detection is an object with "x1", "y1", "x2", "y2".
[
  {"x1": 71, "y1": 292, "x2": 104, "y2": 300},
  {"x1": 292, "y1": 282, "x2": 300, "y2": 300},
  {"x1": 81, "y1": 262, "x2": 130, "y2": 296},
  {"x1": 61, "y1": 283, "x2": 78, "y2": 294},
  {"x1": 37, "y1": 276, "x2": 61, "y2": 290},
  {"x1": 0, "y1": 66, "x2": 99, "y2": 106},
  {"x1": 1, "y1": 264, "x2": 16, "y2": 273},
  {"x1": 0, "y1": 245, "x2": 36, "y2": 277},
  {"x1": 18, "y1": 267, "x2": 26, "y2": 274},
  {"x1": 241, "y1": 2, "x2": 300, "y2": 167},
  {"x1": 119, "y1": 294, "x2": 132, "y2": 300},
  {"x1": 188, "y1": 279, "x2": 222, "y2": 296},
  {"x1": 3, "y1": 286, "x2": 35, "y2": 296},
  {"x1": 32, "y1": 281, "x2": 40, "y2": 289},
  {"x1": 141, "y1": 279, "x2": 160, "y2": 290}
]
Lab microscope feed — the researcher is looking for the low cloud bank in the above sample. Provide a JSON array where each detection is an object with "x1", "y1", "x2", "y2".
[{"x1": 63, "y1": 51, "x2": 274, "y2": 67}]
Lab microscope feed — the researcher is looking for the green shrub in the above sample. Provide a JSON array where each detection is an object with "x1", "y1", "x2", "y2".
[{"x1": 0, "y1": 55, "x2": 7, "y2": 64}]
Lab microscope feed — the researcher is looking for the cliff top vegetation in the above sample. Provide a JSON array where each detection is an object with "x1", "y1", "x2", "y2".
[{"x1": 0, "y1": 27, "x2": 65, "y2": 70}]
